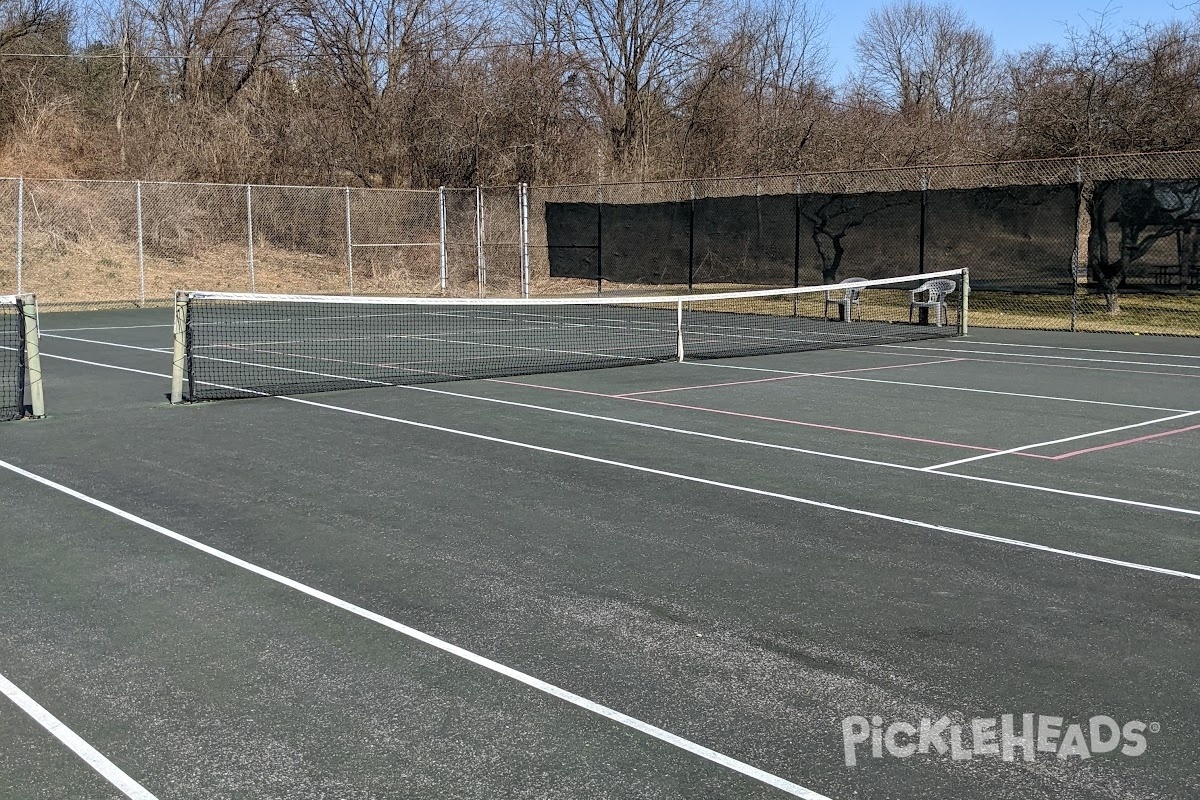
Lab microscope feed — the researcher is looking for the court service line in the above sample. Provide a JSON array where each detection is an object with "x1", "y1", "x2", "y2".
[
  {"x1": 41, "y1": 352, "x2": 178, "y2": 379},
  {"x1": 0, "y1": 458, "x2": 829, "y2": 800},
  {"x1": 257, "y1": 397, "x2": 1200, "y2": 580},
  {"x1": 925, "y1": 410, "x2": 1200, "y2": 471},
  {"x1": 43, "y1": 333, "x2": 172, "y2": 353},
  {"x1": 35, "y1": 334, "x2": 1031, "y2": 458},
  {"x1": 1049, "y1": 422, "x2": 1200, "y2": 460},
  {"x1": 679, "y1": 362, "x2": 1189, "y2": 412},
  {"x1": 42, "y1": 324, "x2": 173, "y2": 332},
  {"x1": 401, "y1": 383, "x2": 1200, "y2": 516},
  {"x1": 495, "y1": 378, "x2": 1035, "y2": 457},
  {"x1": 938, "y1": 340, "x2": 1200, "y2": 359},
  {"x1": 34, "y1": 350, "x2": 1200, "y2": 516},
  {"x1": 613, "y1": 358, "x2": 964, "y2": 397},
  {"x1": 0, "y1": 672, "x2": 158, "y2": 800},
  {"x1": 880, "y1": 345, "x2": 1200, "y2": 371}
]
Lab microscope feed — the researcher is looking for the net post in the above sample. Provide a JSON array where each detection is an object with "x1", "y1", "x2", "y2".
[
  {"x1": 20, "y1": 294, "x2": 44, "y2": 418},
  {"x1": 959, "y1": 268, "x2": 969, "y2": 335},
  {"x1": 676, "y1": 301, "x2": 685, "y2": 362},
  {"x1": 170, "y1": 291, "x2": 188, "y2": 404}
]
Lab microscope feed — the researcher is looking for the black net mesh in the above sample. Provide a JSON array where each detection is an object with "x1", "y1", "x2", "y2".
[
  {"x1": 0, "y1": 299, "x2": 26, "y2": 421},
  {"x1": 182, "y1": 274, "x2": 964, "y2": 402}
]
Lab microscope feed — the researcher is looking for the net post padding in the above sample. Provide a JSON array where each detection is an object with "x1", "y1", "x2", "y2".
[
  {"x1": 676, "y1": 301, "x2": 684, "y2": 361},
  {"x1": 171, "y1": 291, "x2": 189, "y2": 404},
  {"x1": 20, "y1": 295, "x2": 44, "y2": 418},
  {"x1": 960, "y1": 268, "x2": 970, "y2": 335}
]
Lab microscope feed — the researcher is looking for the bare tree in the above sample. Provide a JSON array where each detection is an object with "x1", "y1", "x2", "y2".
[
  {"x1": 674, "y1": 0, "x2": 830, "y2": 176},
  {"x1": 0, "y1": 0, "x2": 67, "y2": 50},
  {"x1": 1006, "y1": 15, "x2": 1200, "y2": 156},
  {"x1": 560, "y1": 0, "x2": 715, "y2": 179},
  {"x1": 854, "y1": 1, "x2": 997, "y2": 131}
]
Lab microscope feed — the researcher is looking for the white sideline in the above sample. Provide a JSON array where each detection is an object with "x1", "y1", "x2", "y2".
[
  {"x1": 0, "y1": 458, "x2": 829, "y2": 800},
  {"x1": 42, "y1": 333, "x2": 172, "y2": 353},
  {"x1": 925, "y1": 410, "x2": 1200, "y2": 471},
  {"x1": 35, "y1": 349, "x2": 1200, "y2": 517},
  {"x1": 264, "y1": 396, "x2": 1200, "y2": 580},
  {"x1": 681, "y1": 361, "x2": 1189, "y2": 412},
  {"x1": 880, "y1": 344, "x2": 1200, "y2": 370},
  {"x1": 940, "y1": 341, "x2": 1200, "y2": 359},
  {"x1": 42, "y1": 324, "x2": 173, "y2": 332},
  {"x1": 0, "y1": 672, "x2": 158, "y2": 799}
]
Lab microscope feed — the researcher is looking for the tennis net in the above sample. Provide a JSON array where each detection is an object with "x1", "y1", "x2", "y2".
[
  {"x1": 172, "y1": 269, "x2": 967, "y2": 403},
  {"x1": 1, "y1": 295, "x2": 43, "y2": 421}
]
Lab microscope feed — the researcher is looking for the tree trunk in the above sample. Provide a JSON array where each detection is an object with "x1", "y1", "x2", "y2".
[{"x1": 1104, "y1": 290, "x2": 1121, "y2": 314}]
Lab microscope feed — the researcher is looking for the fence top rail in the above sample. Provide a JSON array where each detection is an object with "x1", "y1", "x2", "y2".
[
  {"x1": 0, "y1": 177, "x2": 522, "y2": 194},
  {"x1": 2, "y1": 150, "x2": 1197, "y2": 196},
  {"x1": 529, "y1": 148, "x2": 1200, "y2": 193}
]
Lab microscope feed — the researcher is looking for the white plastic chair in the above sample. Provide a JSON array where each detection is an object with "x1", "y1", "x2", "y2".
[
  {"x1": 824, "y1": 277, "x2": 867, "y2": 322},
  {"x1": 909, "y1": 279, "x2": 956, "y2": 326}
]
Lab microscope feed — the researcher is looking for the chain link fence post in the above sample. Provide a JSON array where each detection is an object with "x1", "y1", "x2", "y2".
[
  {"x1": 246, "y1": 184, "x2": 256, "y2": 293},
  {"x1": 475, "y1": 186, "x2": 486, "y2": 297},
  {"x1": 135, "y1": 180, "x2": 145, "y2": 306},
  {"x1": 519, "y1": 183, "x2": 530, "y2": 298},
  {"x1": 344, "y1": 187, "x2": 354, "y2": 295},
  {"x1": 439, "y1": 186, "x2": 448, "y2": 291},
  {"x1": 16, "y1": 177, "x2": 23, "y2": 295}
]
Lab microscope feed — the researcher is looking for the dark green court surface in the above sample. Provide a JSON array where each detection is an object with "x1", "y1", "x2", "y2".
[{"x1": 1, "y1": 310, "x2": 1197, "y2": 799}]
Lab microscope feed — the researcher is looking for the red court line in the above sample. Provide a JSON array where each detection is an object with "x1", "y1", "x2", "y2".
[
  {"x1": 958, "y1": 356, "x2": 1200, "y2": 380},
  {"x1": 612, "y1": 358, "x2": 966, "y2": 396},
  {"x1": 1050, "y1": 422, "x2": 1200, "y2": 460},
  {"x1": 490, "y1": 377, "x2": 1057, "y2": 457}
]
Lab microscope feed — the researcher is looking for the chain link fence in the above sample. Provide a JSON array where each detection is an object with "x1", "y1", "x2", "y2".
[
  {"x1": 530, "y1": 151, "x2": 1200, "y2": 335},
  {"x1": 0, "y1": 179, "x2": 528, "y2": 308},
  {"x1": 3, "y1": 153, "x2": 1199, "y2": 335}
]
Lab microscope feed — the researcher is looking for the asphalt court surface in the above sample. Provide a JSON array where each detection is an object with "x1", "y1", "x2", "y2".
[{"x1": 1, "y1": 308, "x2": 1197, "y2": 799}]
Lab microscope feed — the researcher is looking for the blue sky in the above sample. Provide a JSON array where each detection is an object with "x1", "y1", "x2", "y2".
[{"x1": 823, "y1": 0, "x2": 1196, "y2": 79}]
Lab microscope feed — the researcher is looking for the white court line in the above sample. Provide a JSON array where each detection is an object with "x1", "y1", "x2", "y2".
[
  {"x1": 682, "y1": 362, "x2": 1189, "y2": 412},
  {"x1": 0, "y1": 458, "x2": 829, "y2": 800},
  {"x1": 406, "y1": 383, "x2": 1200, "y2": 517},
  {"x1": 35, "y1": 349, "x2": 1200, "y2": 517},
  {"x1": 42, "y1": 324, "x2": 172, "y2": 332},
  {"x1": 0, "y1": 672, "x2": 158, "y2": 800},
  {"x1": 43, "y1": 333, "x2": 171, "y2": 353},
  {"x1": 40, "y1": 353, "x2": 174, "y2": 379},
  {"x1": 880, "y1": 344, "x2": 1200, "y2": 370},
  {"x1": 925, "y1": 411, "x2": 1200, "y2": 471},
  {"x1": 261, "y1": 396, "x2": 1200, "y2": 580},
  {"x1": 940, "y1": 340, "x2": 1200, "y2": 359}
]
